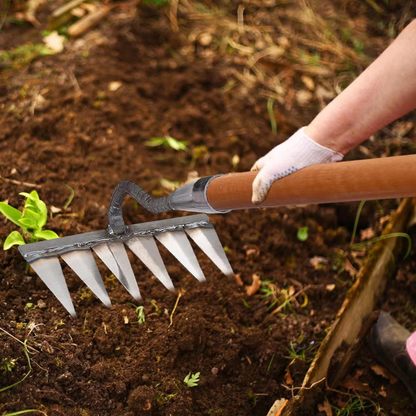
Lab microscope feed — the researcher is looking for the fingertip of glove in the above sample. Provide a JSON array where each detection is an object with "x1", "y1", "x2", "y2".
[{"x1": 251, "y1": 196, "x2": 262, "y2": 205}]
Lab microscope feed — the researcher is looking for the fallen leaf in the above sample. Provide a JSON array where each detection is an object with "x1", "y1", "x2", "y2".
[
  {"x1": 183, "y1": 171, "x2": 200, "y2": 185},
  {"x1": 370, "y1": 364, "x2": 398, "y2": 384},
  {"x1": 244, "y1": 245, "x2": 260, "y2": 260},
  {"x1": 310, "y1": 256, "x2": 327, "y2": 270},
  {"x1": 160, "y1": 178, "x2": 180, "y2": 192},
  {"x1": 301, "y1": 75, "x2": 315, "y2": 90},
  {"x1": 317, "y1": 399, "x2": 333, "y2": 416},
  {"x1": 108, "y1": 81, "x2": 122, "y2": 92},
  {"x1": 378, "y1": 385, "x2": 387, "y2": 397},
  {"x1": 326, "y1": 284, "x2": 336, "y2": 292},
  {"x1": 43, "y1": 31, "x2": 65, "y2": 53},
  {"x1": 245, "y1": 273, "x2": 262, "y2": 296},
  {"x1": 340, "y1": 370, "x2": 370, "y2": 393},
  {"x1": 360, "y1": 227, "x2": 376, "y2": 241},
  {"x1": 284, "y1": 367, "x2": 293, "y2": 385},
  {"x1": 234, "y1": 273, "x2": 244, "y2": 287}
]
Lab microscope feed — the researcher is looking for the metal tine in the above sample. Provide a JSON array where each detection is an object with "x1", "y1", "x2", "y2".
[
  {"x1": 60, "y1": 249, "x2": 112, "y2": 308},
  {"x1": 125, "y1": 236, "x2": 175, "y2": 291},
  {"x1": 155, "y1": 230, "x2": 206, "y2": 282},
  {"x1": 30, "y1": 256, "x2": 77, "y2": 317},
  {"x1": 92, "y1": 242, "x2": 141, "y2": 302},
  {"x1": 185, "y1": 227, "x2": 234, "y2": 277}
]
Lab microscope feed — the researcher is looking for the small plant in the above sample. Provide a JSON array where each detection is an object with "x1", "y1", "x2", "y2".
[
  {"x1": 127, "y1": 303, "x2": 146, "y2": 324},
  {"x1": 145, "y1": 135, "x2": 188, "y2": 151},
  {"x1": 331, "y1": 395, "x2": 382, "y2": 416},
  {"x1": 285, "y1": 341, "x2": 318, "y2": 364},
  {"x1": 1, "y1": 357, "x2": 17, "y2": 373},
  {"x1": 0, "y1": 339, "x2": 32, "y2": 393},
  {"x1": 184, "y1": 372, "x2": 200, "y2": 387},
  {"x1": 297, "y1": 226, "x2": 309, "y2": 242},
  {"x1": 350, "y1": 200, "x2": 412, "y2": 260},
  {"x1": 0, "y1": 190, "x2": 59, "y2": 250},
  {"x1": 156, "y1": 392, "x2": 176, "y2": 405},
  {"x1": 134, "y1": 306, "x2": 146, "y2": 324}
]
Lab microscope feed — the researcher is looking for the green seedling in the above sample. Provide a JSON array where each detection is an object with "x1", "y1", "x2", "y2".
[
  {"x1": 285, "y1": 341, "x2": 318, "y2": 364},
  {"x1": 1, "y1": 357, "x2": 17, "y2": 373},
  {"x1": 0, "y1": 340, "x2": 32, "y2": 393},
  {"x1": 0, "y1": 43, "x2": 52, "y2": 70},
  {"x1": 156, "y1": 392, "x2": 176, "y2": 405},
  {"x1": 0, "y1": 190, "x2": 59, "y2": 250},
  {"x1": 297, "y1": 226, "x2": 309, "y2": 242},
  {"x1": 134, "y1": 305, "x2": 146, "y2": 324},
  {"x1": 150, "y1": 299, "x2": 160, "y2": 314},
  {"x1": 145, "y1": 135, "x2": 188, "y2": 151},
  {"x1": 260, "y1": 281, "x2": 297, "y2": 314},
  {"x1": 184, "y1": 372, "x2": 200, "y2": 387},
  {"x1": 331, "y1": 395, "x2": 382, "y2": 416},
  {"x1": 350, "y1": 200, "x2": 412, "y2": 260}
]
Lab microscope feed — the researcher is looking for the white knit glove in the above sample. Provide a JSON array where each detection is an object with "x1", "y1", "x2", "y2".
[{"x1": 251, "y1": 127, "x2": 344, "y2": 204}]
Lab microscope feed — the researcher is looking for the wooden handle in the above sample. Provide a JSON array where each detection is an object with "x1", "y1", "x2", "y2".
[{"x1": 206, "y1": 154, "x2": 416, "y2": 211}]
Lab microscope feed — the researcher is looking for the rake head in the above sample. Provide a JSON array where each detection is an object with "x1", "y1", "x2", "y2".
[{"x1": 18, "y1": 180, "x2": 233, "y2": 317}]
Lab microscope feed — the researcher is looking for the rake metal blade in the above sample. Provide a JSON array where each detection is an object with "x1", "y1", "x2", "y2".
[
  {"x1": 156, "y1": 230, "x2": 206, "y2": 282},
  {"x1": 125, "y1": 236, "x2": 174, "y2": 291},
  {"x1": 185, "y1": 227, "x2": 234, "y2": 277},
  {"x1": 93, "y1": 242, "x2": 141, "y2": 301},
  {"x1": 30, "y1": 257, "x2": 76, "y2": 317},
  {"x1": 18, "y1": 214, "x2": 233, "y2": 315},
  {"x1": 61, "y1": 249, "x2": 112, "y2": 308}
]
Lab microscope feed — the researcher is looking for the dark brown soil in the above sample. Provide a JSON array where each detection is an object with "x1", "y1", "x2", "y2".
[{"x1": 0, "y1": 2, "x2": 415, "y2": 415}]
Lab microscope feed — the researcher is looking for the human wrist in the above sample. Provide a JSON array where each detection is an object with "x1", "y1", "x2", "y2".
[{"x1": 302, "y1": 126, "x2": 345, "y2": 158}]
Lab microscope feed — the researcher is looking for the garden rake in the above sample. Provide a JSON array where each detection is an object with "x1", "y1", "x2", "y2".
[{"x1": 19, "y1": 154, "x2": 416, "y2": 316}]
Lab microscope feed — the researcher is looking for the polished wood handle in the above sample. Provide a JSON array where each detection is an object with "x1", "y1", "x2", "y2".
[{"x1": 206, "y1": 154, "x2": 416, "y2": 211}]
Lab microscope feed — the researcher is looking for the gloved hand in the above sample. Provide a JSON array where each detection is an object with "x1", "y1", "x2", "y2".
[{"x1": 251, "y1": 127, "x2": 344, "y2": 204}]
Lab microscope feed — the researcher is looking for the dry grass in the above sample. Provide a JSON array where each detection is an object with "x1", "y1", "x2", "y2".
[{"x1": 167, "y1": 0, "x2": 414, "y2": 111}]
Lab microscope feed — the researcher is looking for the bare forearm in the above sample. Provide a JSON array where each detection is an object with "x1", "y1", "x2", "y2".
[{"x1": 306, "y1": 19, "x2": 416, "y2": 154}]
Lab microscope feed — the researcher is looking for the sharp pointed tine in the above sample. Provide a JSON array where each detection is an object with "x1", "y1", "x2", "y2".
[
  {"x1": 61, "y1": 250, "x2": 112, "y2": 308},
  {"x1": 156, "y1": 230, "x2": 206, "y2": 282},
  {"x1": 186, "y1": 227, "x2": 234, "y2": 277},
  {"x1": 107, "y1": 241, "x2": 141, "y2": 302},
  {"x1": 125, "y1": 236, "x2": 174, "y2": 291},
  {"x1": 29, "y1": 257, "x2": 76, "y2": 317}
]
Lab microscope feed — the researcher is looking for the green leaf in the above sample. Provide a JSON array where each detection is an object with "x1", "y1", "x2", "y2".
[
  {"x1": 144, "y1": 138, "x2": 166, "y2": 147},
  {"x1": 166, "y1": 137, "x2": 188, "y2": 151},
  {"x1": 21, "y1": 191, "x2": 48, "y2": 228},
  {"x1": 297, "y1": 227, "x2": 309, "y2": 242},
  {"x1": 20, "y1": 190, "x2": 40, "y2": 201},
  {"x1": 4, "y1": 231, "x2": 26, "y2": 250},
  {"x1": 0, "y1": 202, "x2": 22, "y2": 226},
  {"x1": 23, "y1": 207, "x2": 41, "y2": 221},
  {"x1": 18, "y1": 217, "x2": 37, "y2": 229},
  {"x1": 34, "y1": 229, "x2": 59, "y2": 241},
  {"x1": 34, "y1": 200, "x2": 47, "y2": 228},
  {"x1": 184, "y1": 372, "x2": 200, "y2": 387}
]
